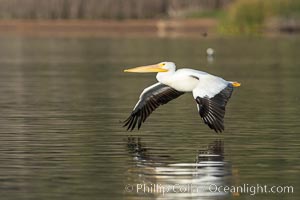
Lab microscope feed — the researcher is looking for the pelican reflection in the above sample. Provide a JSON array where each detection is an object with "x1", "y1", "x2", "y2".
[{"x1": 126, "y1": 137, "x2": 231, "y2": 199}]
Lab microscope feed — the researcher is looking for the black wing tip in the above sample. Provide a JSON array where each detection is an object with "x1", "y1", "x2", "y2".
[
  {"x1": 203, "y1": 118, "x2": 224, "y2": 133},
  {"x1": 123, "y1": 112, "x2": 144, "y2": 131},
  {"x1": 212, "y1": 125, "x2": 224, "y2": 133},
  {"x1": 196, "y1": 96, "x2": 227, "y2": 133}
]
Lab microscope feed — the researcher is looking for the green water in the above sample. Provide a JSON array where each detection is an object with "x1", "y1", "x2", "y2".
[{"x1": 0, "y1": 37, "x2": 299, "y2": 200}]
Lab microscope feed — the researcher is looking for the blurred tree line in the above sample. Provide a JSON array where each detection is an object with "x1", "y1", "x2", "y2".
[
  {"x1": 0, "y1": 0, "x2": 231, "y2": 19},
  {"x1": 220, "y1": 0, "x2": 300, "y2": 35}
]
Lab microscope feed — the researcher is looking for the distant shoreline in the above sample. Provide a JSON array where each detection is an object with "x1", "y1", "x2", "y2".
[
  {"x1": 0, "y1": 19, "x2": 217, "y2": 38},
  {"x1": 0, "y1": 19, "x2": 298, "y2": 38}
]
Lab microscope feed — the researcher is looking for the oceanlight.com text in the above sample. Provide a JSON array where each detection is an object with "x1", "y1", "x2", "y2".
[{"x1": 124, "y1": 183, "x2": 294, "y2": 196}]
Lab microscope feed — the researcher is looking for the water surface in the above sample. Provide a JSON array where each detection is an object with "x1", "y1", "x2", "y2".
[{"x1": 0, "y1": 37, "x2": 299, "y2": 200}]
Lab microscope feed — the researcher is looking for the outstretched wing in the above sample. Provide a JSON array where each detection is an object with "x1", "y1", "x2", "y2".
[
  {"x1": 195, "y1": 83, "x2": 233, "y2": 133},
  {"x1": 124, "y1": 83, "x2": 185, "y2": 131}
]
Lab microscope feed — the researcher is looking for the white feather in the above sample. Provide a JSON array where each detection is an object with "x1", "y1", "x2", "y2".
[{"x1": 192, "y1": 74, "x2": 228, "y2": 98}]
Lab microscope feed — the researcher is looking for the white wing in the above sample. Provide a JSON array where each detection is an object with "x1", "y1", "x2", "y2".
[
  {"x1": 192, "y1": 74, "x2": 229, "y2": 98},
  {"x1": 192, "y1": 74, "x2": 234, "y2": 133}
]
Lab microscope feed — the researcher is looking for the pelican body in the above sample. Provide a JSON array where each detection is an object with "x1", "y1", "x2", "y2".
[{"x1": 123, "y1": 62, "x2": 240, "y2": 133}]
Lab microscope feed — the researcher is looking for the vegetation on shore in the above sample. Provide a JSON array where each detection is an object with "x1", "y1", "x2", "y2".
[{"x1": 219, "y1": 0, "x2": 300, "y2": 35}]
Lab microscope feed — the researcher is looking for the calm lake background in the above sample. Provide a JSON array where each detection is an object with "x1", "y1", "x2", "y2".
[{"x1": 0, "y1": 36, "x2": 299, "y2": 200}]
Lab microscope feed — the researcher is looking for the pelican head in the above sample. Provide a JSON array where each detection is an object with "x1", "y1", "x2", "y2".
[{"x1": 124, "y1": 62, "x2": 176, "y2": 73}]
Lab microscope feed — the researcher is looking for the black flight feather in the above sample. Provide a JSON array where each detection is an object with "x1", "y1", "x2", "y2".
[
  {"x1": 124, "y1": 83, "x2": 185, "y2": 131},
  {"x1": 196, "y1": 84, "x2": 233, "y2": 133}
]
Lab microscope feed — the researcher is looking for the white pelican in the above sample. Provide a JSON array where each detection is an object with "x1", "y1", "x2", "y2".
[{"x1": 123, "y1": 62, "x2": 240, "y2": 133}]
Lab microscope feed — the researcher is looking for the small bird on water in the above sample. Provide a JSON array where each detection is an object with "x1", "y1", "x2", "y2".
[{"x1": 123, "y1": 62, "x2": 240, "y2": 133}]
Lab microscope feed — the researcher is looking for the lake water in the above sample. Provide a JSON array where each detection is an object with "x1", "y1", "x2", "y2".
[{"x1": 0, "y1": 36, "x2": 299, "y2": 200}]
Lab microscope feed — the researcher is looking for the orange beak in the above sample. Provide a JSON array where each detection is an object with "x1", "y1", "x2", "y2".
[{"x1": 124, "y1": 63, "x2": 168, "y2": 73}]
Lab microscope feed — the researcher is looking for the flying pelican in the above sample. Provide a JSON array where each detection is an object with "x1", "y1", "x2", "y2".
[{"x1": 123, "y1": 62, "x2": 240, "y2": 133}]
